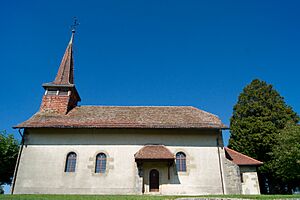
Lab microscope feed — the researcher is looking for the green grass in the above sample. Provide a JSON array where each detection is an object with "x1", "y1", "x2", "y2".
[{"x1": 0, "y1": 194, "x2": 299, "y2": 200}]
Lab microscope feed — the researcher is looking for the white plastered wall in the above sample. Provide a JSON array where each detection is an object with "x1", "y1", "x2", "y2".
[
  {"x1": 240, "y1": 166, "x2": 261, "y2": 194},
  {"x1": 13, "y1": 128, "x2": 226, "y2": 195}
]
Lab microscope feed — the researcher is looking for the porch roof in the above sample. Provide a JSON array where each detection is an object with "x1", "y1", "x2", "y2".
[{"x1": 134, "y1": 145, "x2": 174, "y2": 160}]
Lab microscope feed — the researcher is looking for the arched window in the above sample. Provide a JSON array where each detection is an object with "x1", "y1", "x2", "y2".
[
  {"x1": 65, "y1": 152, "x2": 77, "y2": 172},
  {"x1": 95, "y1": 153, "x2": 107, "y2": 173},
  {"x1": 176, "y1": 152, "x2": 186, "y2": 172}
]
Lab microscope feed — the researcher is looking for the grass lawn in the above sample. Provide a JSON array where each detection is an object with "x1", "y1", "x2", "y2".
[{"x1": 0, "y1": 195, "x2": 300, "y2": 200}]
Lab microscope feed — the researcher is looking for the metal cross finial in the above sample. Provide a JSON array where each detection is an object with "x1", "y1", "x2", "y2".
[{"x1": 71, "y1": 17, "x2": 80, "y2": 33}]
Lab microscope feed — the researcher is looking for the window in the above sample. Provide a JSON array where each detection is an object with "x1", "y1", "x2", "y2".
[
  {"x1": 240, "y1": 172, "x2": 244, "y2": 183},
  {"x1": 65, "y1": 152, "x2": 77, "y2": 172},
  {"x1": 176, "y1": 152, "x2": 186, "y2": 172},
  {"x1": 58, "y1": 90, "x2": 68, "y2": 96},
  {"x1": 95, "y1": 153, "x2": 107, "y2": 173},
  {"x1": 47, "y1": 89, "x2": 57, "y2": 95}
]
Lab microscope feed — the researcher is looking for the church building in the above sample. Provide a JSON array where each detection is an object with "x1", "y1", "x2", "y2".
[{"x1": 11, "y1": 29, "x2": 262, "y2": 195}]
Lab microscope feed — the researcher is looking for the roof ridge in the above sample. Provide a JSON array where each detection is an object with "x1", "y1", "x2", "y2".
[{"x1": 78, "y1": 105, "x2": 195, "y2": 107}]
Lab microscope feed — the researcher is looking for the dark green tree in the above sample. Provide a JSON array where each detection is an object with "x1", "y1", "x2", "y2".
[
  {"x1": 271, "y1": 122, "x2": 300, "y2": 192},
  {"x1": 0, "y1": 130, "x2": 19, "y2": 188},
  {"x1": 0, "y1": 186, "x2": 3, "y2": 194},
  {"x1": 228, "y1": 79, "x2": 299, "y2": 193}
]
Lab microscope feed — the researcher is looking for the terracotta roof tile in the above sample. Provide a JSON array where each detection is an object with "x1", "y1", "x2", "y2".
[
  {"x1": 14, "y1": 106, "x2": 227, "y2": 129},
  {"x1": 53, "y1": 34, "x2": 74, "y2": 85},
  {"x1": 225, "y1": 147, "x2": 263, "y2": 166},
  {"x1": 135, "y1": 145, "x2": 174, "y2": 160}
]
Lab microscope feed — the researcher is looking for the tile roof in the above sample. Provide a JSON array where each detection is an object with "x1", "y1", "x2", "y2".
[
  {"x1": 14, "y1": 106, "x2": 226, "y2": 129},
  {"x1": 134, "y1": 145, "x2": 174, "y2": 160},
  {"x1": 225, "y1": 147, "x2": 263, "y2": 166}
]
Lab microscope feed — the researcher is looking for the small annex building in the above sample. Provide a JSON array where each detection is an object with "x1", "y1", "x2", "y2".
[{"x1": 12, "y1": 30, "x2": 263, "y2": 195}]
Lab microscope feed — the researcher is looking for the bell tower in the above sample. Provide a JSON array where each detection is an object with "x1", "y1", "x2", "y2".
[{"x1": 40, "y1": 24, "x2": 81, "y2": 114}]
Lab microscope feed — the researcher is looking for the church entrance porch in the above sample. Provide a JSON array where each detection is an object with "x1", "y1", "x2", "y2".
[{"x1": 134, "y1": 145, "x2": 175, "y2": 194}]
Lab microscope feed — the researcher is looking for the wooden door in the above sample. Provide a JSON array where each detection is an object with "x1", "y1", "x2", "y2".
[{"x1": 149, "y1": 169, "x2": 159, "y2": 192}]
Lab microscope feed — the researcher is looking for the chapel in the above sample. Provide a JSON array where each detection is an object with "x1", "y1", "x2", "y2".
[{"x1": 11, "y1": 29, "x2": 262, "y2": 195}]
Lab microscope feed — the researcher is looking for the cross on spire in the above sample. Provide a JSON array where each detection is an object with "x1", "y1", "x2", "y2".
[{"x1": 71, "y1": 17, "x2": 80, "y2": 33}]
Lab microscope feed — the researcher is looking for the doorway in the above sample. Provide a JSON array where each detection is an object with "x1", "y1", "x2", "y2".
[{"x1": 149, "y1": 169, "x2": 159, "y2": 192}]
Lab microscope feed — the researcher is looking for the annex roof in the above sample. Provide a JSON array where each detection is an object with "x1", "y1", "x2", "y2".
[
  {"x1": 14, "y1": 106, "x2": 227, "y2": 129},
  {"x1": 225, "y1": 147, "x2": 263, "y2": 166},
  {"x1": 134, "y1": 145, "x2": 174, "y2": 160}
]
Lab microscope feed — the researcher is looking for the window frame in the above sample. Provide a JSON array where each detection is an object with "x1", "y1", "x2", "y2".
[
  {"x1": 95, "y1": 153, "x2": 107, "y2": 173},
  {"x1": 65, "y1": 152, "x2": 77, "y2": 173},
  {"x1": 176, "y1": 152, "x2": 187, "y2": 172}
]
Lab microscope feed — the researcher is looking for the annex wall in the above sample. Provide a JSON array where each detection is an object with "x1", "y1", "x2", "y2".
[
  {"x1": 222, "y1": 156, "x2": 242, "y2": 194},
  {"x1": 13, "y1": 128, "x2": 225, "y2": 195},
  {"x1": 240, "y1": 166, "x2": 260, "y2": 195}
]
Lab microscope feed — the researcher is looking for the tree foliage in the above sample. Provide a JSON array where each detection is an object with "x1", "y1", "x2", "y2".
[
  {"x1": 0, "y1": 186, "x2": 3, "y2": 194},
  {"x1": 271, "y1": 122, "x2": 300, "y2": 185},
  {"x1": 229, "y1": 79, "x2": 299, "y2": 193},
  {"x1": 0, "y1": 130, "x2": 19, "y2": 186}
]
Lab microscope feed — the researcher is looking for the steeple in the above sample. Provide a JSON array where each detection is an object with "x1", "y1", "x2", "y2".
[
  {"x1": 53, "y1": 32, "x2": 75, "y2": 85},
  {"x1": 40, "y1": 24, "x2": 81, "y2": 114}
]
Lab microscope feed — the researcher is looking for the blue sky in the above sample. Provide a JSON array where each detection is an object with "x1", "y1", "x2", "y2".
[{"x1": 1, "y1": 0, "x2": 300, "y2": 192}]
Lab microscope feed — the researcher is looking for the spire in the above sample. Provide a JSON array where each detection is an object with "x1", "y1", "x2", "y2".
[
  {"x1": 52, "y1": 32, "x2": 75, "y2": 85},
  {"x1": 52, "y1": 17, "x2": 79, "y2": 85}
]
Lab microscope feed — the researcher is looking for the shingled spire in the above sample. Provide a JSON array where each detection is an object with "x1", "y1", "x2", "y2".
[
  {"x1": 40, "y1": 27, "x2": 81, "y2": 114},
  {"x1": 53, "y1": 32, "x2": 74, "y2": 85}
]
